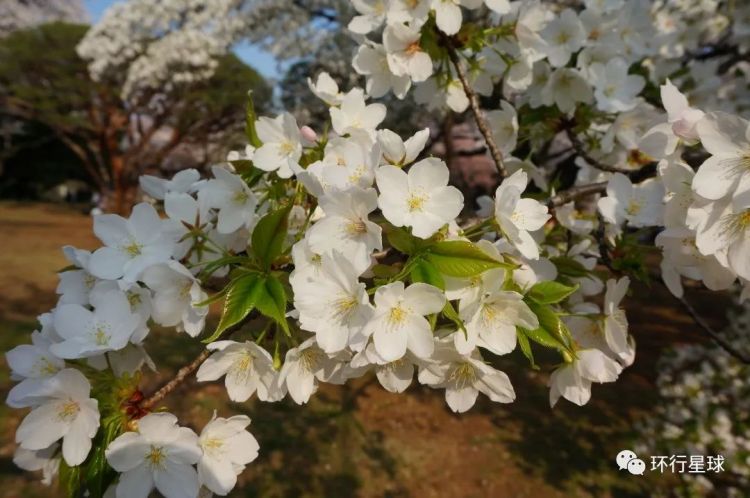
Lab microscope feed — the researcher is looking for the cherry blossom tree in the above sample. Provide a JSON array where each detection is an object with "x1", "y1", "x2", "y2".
[{"x1": 5, "y1": 0, "x2": 750, "y2": 496}]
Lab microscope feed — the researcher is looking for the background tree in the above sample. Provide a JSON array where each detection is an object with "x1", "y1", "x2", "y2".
[{"x1": 0, "y1": 22, "x2": 271, "y2": 212}]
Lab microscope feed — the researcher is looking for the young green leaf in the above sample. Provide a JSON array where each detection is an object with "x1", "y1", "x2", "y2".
[
  {"x1": 516, "y1": 329, "x2": 538, "y2": 369},
  {"x1": 385, "y1": 225, "x2": 418, "y2": 254},
  {"x1": 251, "y1": 204, "x2": 292, "y2": 270},
  {"x1": 245, "y1": 90, "x2": 262, "y2": 148},
  {"x1": 255, "y1": 275, "x2": 290, "y2": 335},
  {"x1": 518, "y1": 326, "x2": 563, "y2": 350},
  {"x1": 550, "y1": 256, "x2": 590, "y2": 278},
  {"x1": 204, "y1": 273, "x2": 264, "y2": 343},
  {"x1": 410, "y1": 258, "x2": 445, "y2": 289},
  {"x1": 526, "y1": 281, "x2": 579, "y2": 304},
  {"x1": 442, "y1": 300, "x2": 466, "y2": 334},
  {"x1": 424, "y1": 240, "x2": 514, "y2": 277},
  {"x1": 525, "y1": 301, "x2": 573, "y2": 351}
]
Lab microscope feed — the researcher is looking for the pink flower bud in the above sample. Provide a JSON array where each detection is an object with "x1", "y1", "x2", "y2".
[{"x1": 300, "y1": 125, "x2": 318, "y2": 143}]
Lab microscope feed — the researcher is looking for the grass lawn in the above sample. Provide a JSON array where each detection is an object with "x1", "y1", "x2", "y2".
[{"x1": 0, "y1": 201, "x2": 725, "y2": 497}]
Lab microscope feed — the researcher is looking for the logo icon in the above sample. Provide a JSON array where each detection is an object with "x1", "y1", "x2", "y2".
[{"x1": 616, "y1": 450, "x2": 646, "y2": 475}]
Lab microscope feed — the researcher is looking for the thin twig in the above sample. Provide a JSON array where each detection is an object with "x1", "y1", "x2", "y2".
[
  {"x1": 140, "y1": 315, "x2": 255, "y2": 411},
  {"x1": 444, "y1": 40, "x2": 507, "y2": 179},
  {"x1": 564, "y1": 128, "x2": 633, "y2": 174},
  {"x1": 547, "y1": 182, "x2": 607, "y2": 208},
  {"x1": 677, "y1": 295, "x2": 750, "y2": 365}
]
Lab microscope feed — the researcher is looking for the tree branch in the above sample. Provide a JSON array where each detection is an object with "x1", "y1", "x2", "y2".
[
  {"x1": 547, "y1": 182, "x2": 607, "y2": 208},
  {"x1": 444, "y1": 40, "x2": 507, "y2": 179},
  {"x1": 564, "y1": 127, "x2": 634, "y2": 174},
  {"x1": 140, "y1": 314, "x2": 255, "y2": 411},
  {"x1": 677, "y1": 294, "x2": 750, "y2": 365}
]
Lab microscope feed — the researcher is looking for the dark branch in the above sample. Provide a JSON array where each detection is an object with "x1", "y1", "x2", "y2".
[
  {"x1": 547, "y1": 182, "x2": 607, "y2": 208},
  {"x1": 444, "y1": 39, "x2": 507, "y2": 179},
  {"x1": 677, "y1": 294, "x2": 750, "y2": 365}
]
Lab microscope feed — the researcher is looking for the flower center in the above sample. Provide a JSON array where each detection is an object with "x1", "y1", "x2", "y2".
[
  {"x1": 33, "y1": 357, "x2": 59, "y2": 377},
  {"x1": 407, "y1": 193, "x2": 428, "y2": 212},
  {"x1": 720, "y1": 209, "x2": 750, "y2": 238},
  {"x1": 57, "y1": 400, "x2": 80, "y2": 422},
  {"x1": 146, "y1": 445, "x2": 167, "y2": 470},
  {"x1": 347, "y1": 218, "x2": 368, "y2": 235},
  {"x1": 405, "y1": 41, "x2": 421, "y2": 56},
  {"x1": 280, "y1": 140, "x2": 295, "y2": 156},
  {"x1": 202, "y1": 438, "x2": 224, "y2": 457},
  {"x1": 299, "y1": 348, "x2": 322, "y2": 372},
  {"x1": 388, "y1": 304, "x2": 409, "y2": 327},
  {"x1": 84, "y1": 272, "x2": 97, "y2": 289},
  {"x1": 625, "y1": 199, "x2": 642, "y2": 216},
  {"x1": 230, "y1": 350, "x2": 254, "y2": 382},
  {"x1": 123, "y1": 240, "x2": 143, "y2": 257},
  {"x1": 232, "y1": 189, "x2": 249, "y2": 205},
  {"x1": 334, "y1": 295, "x2": 358, "y2": 319},
  {"x1": 127, "y1": 290, "x2": 142, "y2": 308},
  {"x1": 449, "y1": 362, "x2": 477, "y2": 389},
  {"x1": 481, "y1": 302, "x2": 501, "y2": 327},
  {"x1": 91, "y1": 323, "x2": 111, "y2": 346}
]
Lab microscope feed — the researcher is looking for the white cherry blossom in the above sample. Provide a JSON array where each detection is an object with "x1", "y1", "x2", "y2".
[
  {"x1": 330, "y1": 88, "x2": 386, "y2": 139},
  {"x1": 376, "y1": 158, "x2": 463, "y2": 239},
  {"x1": 88, "y1": 202, "x2": 177, "y2": 281},
  {"x1": 196, "y1": 341, "x2": 283, "y2": 402},
  {"x1": 200, "y1": 165, "x2": 258, "y2": 234},
  {"x1": 419, "y1": 335, "x2": 515, "y2": 413},
  {"x1": 293, "y1": 252, "x2": 373, "y2": 353},
  {"x1": 494, "y1": 170, "x2": 550, "y2": 260},
  {"x1": 15, "y1": 369, "x2": 99, "y2": 466},
  {"x1": 361, "y1": 282, "x2": 445, "y2": 362},
  {"x1": 51, "y1": 289, "x2": 140, "y2": 359},
  {"x1": 383, "y1": 22, "x2": 433, "y2": 82},
  {"x1": 142, "y1": 261, "x2": 209, "y2": 337},
  {"x1": 105, "y1": 412, "x2": 201, "y2": 498},
  {"x1": 457, "y1": 290, "x2": 539, "y2": 355},
  {"x1": 597, "y1": 173, "x2": 665, "y2": 227},
  {"x1": 254, "y1": 112, "x2": 303, "y2": 178},
  {"x1": 198, "y1": 413, "x2": 259, "y2": 496},
  {"x1": 589, "y1": 58, "x2": 645, "y2": 112},
  {"x1": 279, "y1": 338, "x2": 349, "y2": 404},
  {"x1": 549, "y1": 348, "x2": 622, "y2": 407}
]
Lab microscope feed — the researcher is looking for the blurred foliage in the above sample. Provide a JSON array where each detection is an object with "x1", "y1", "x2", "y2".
[{"x1": 0, "y1": 22, "x2": 271, "y2": 208}]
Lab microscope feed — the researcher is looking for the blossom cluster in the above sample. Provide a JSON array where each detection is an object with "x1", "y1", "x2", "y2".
[
  {"x1": 6, "y1": 79, "x2": 639, "y2": 498},
  {"x1": 6, "y1": 0, "x2": 750, "y2": 496}
]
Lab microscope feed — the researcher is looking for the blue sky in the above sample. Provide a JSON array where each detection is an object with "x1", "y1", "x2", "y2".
[{"x1": 82, "y1": 0, "x2": 280, "y2": 79}]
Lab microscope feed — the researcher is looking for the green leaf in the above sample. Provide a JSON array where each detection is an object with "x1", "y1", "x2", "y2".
[
  {"x1": 424, "y1": 240, "x2": 514, "y2": 277},
  {"x1": 526, "y1": 281, "x2": 579, "y2": 305},
  {"x1": 385, "y1": 225, "x2": 418, "y2": 254},
  {"x1": 550, "y1": 256, "x2": 590, "y2": 278},
  {"x1": 516, "y1": 329, "x2": 538, "y2": 369},
  {"x1": 198, "y1": 255, "x2": 250, "y2": 280},
  {"x1": 245, "y1": 90, "x2": 262, "y2": 148},
  {"x1": 59, "y1": 459, "x2": 81, "y2": 498},
  {"x1": 84, "y1": 417, "x2": 121, "y2": 497},
  {"x1": 442, "y1": 300, "x2": 466, "y2": 334},
  {"x1": 256, "y1": 275, "x2": 290, "y2": 335},
  {"x1": 410, "y1": 259, "x2": 445, "y2": 289},
  {"x1": 518, "y1": 326, "x2": 562, "y2": 350},
  {"x1": 204, "y1": 273, "x2": 264, "y2": 343},
  {"x1": 251, "y1": 204, "x2": 292, "y2": 270},
  {"x1": 525, "y1": 301, "x2": 572, "y2": 351}
]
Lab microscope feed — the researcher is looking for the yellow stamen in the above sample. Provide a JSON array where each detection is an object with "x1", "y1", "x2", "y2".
[
  {"x1": 57, "y1": 400, "x2": 80, "y2": 421},
  {"x1": 146, "y1": 446, "x2": 166, "y2": 469}
]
